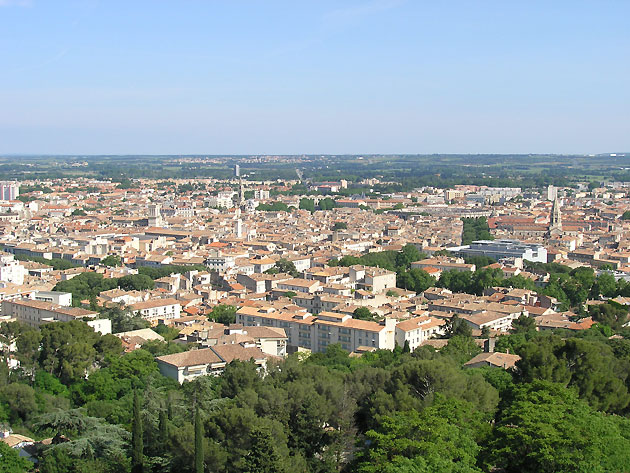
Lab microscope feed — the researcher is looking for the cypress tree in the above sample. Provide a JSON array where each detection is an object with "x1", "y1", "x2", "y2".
[
  {"x1": 159, "y1": 408, "x2": 168, "y2": 441},
  {"x1": 195, "y1": 406, "x2": 204, "y2": 473},
  {"x1": 132, "y1": 389, "x2": 144, "y2": 473}
]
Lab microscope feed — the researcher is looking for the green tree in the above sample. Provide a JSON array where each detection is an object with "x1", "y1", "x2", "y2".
[
  {"x1": 445, "y1": 315, "x2": 472, "y2": 338},
  {"x1": 195, "y1": 406, "x2": 204, "y2": 473},
  {"x1": 101, "y1": 255, "x2": 122, "y2": 267},
  {"x1": 270, "y1": 259, "x2": 299, "y2": 278},
  {"x1": 132, "y1": 390, "x2": 144, "y2": 473},
  {"x1": 1, "y1": 383, "x2": 37, "y2": 422},
  {"x1": 395, "y1": 244, "x2": 422, "y2": 268},
  {"x1": 318, "y1": 198, "x2": 337, "y2": 211},
  {"x1": 243, "y1": 427, "x2": 283, "y2": 473},
  {"x1": 298, "y1": 198, "x2": 315, "y2": 213},
  {"x1": 118, "y1": 274, "x2": 155, "y2": 291},
  {"x1": 510, "y1": 314, "x2": 536, "y2": 334},
  {"x1": 39, "y1": 321, "x2": 102, "y2": 384},
  {"x1": 0, "y1": 440, "x2": 33, "y2": 473},
  {"x1": 397, "y1": 268, "x2": 435, "y2": 293},
  {"x1": 485, "y1": 380, "x2": 630, "y2": 473},
  {"x1": 355, "y1": 396, "x2": 483, "y2": 473},
  {"x1": 440, "y1": 335, "x2": 482, "y2": 365},
  {"x1": 208, "y1": 305, "x2": 237, "y2": 325},
  {"x1": 592, "y1": 272, "x2": 617, "y2": 298},
  {"x1": 100, "y1": 305, "x2": 150, "y2": 333},
  {"x1": 353, "y1": 307, "x2": 375, "y2": 321}
]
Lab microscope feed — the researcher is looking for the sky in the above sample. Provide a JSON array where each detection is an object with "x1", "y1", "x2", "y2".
[{"x1": 1, "y1": 0, "x2": 629, "y2": 155}]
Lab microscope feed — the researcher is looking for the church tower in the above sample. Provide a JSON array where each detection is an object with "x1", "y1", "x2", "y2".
[{"x1": 550, "y1": 196, "x2": 562, "y2": 231}]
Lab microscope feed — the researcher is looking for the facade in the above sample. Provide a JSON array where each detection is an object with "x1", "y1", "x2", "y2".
[
  {"x1": 460, "y1": 310, "x2": 522, "y2": 332},
  {"x1": 30, "y1": 291, "x2": 72, "y2": 306},
  {"x1": 1, "y1": 299, "x2": 110, "y2": 333},
  {"x1": 349, "y1": 265, "x2": 396, "y2": 293},
  {"x1": 236, "y1": 306, "x2": 396, "y2": 353},
  {"x1": 0, "y1": 253, "x2": 26, "y2": 285},
  {"x1": 184, "y1": 324, "x2": 288, "y2": 357},
  {"x1": 130, "y1": 298, "x2": 181, "y2": 324},
  {"x1": 0, "y1": 182, "x2": 19, "y2": 201},
  {"x1": 395, "y1": 316, "x2": 447, "y2": 352},
  {"x1": 411, "y1": 257, "x2": 475, "y2": 273}
]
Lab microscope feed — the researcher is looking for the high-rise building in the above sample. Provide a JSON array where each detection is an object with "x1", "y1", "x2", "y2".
[
  {"x1": 234, "y1": 164, "x2": 240, "y2": 177},
  {"x1": 0, "y1": 182, "x2": 19, "y2": 201},
  {"x1": 547, "y1": 185, "x2": 558, "y2": 201}
]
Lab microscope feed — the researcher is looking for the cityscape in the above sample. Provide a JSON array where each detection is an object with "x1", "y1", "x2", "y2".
[{"x1": 2, "y1": 1, "x2": 630, "y2": 473}]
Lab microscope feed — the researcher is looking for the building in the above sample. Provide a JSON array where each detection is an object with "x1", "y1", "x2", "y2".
[
  {"x1": 1, "y1": 299, "x2": 110, "y2": 333},
  {"x1": 147, "y1": 203, "x2": 163, "y2": 227},
  {"x1": 181, "y1": 324, "x2": 288, "y2": 357},
  {"x1": 460, "y1": 310, "x2": 522, "y2": 333},
  {"x1": 30, "y1": 291, "x2": 72, "y2": 307},
  {"x1": 411, "y1": 257, "x2": 475, "y2": 273},
  {"x1": 236, "y1": 306, "x2": 396, "y2": 353},
  {"x1": 0, "y1": 182, "x2": 19, "y2": 201},
  {"x1": 349, "y1": 265, "x2": 396, "y2": 293},
  {"x1": 0, "y1": 253, "x2": 26, "y2": 285},
  {"x1": 254, "y1": 189, "x2": 270, "y2": 200},
  {"x1": 156, "y1": 344, "x2": 268, "y2": 384},
  {"x1": 395, "y1": 316, "x2": 447, "y2": 352},
  {"x1": 130, "y1": 298, "x2": 181, "y2": 324},
  {"x1": 463, "y1": 351, "x2": 521, "y2": 370},
  {"x1": 448, "y1": 239, "x2": 547, "y2": 263}
]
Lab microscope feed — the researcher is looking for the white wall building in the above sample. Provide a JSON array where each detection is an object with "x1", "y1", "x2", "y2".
[{"x1": 0, "y1": 253, "x2": 26, "y2": 286}]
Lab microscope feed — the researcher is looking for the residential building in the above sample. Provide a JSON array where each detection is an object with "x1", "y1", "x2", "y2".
[
  {"x1": 156, "y1": 344, "x2": 268, "y2": 383},
  {"x1": 130, "y1": 298, "x2": 181, "y2": 324}
]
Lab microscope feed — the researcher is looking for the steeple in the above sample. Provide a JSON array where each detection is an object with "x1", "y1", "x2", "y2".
[{"x1": 550, "y1": 196, "x2": 562, "y2": 231}]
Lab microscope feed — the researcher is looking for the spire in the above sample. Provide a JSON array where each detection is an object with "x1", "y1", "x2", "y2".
[{"x1": 550, "y1": 196, "x2": 562, "y2": 231}]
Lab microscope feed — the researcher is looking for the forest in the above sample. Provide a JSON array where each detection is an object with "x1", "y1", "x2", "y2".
[{"x1": 2, "y1": 315, "x2": 630, "y2": 472}]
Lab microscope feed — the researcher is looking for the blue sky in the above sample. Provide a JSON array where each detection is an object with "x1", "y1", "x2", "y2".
[{"x1": 1, "y1": 0, "x2": 629, "y2": 155}]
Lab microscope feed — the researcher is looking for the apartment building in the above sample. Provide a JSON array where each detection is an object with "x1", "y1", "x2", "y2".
[
  {"x1": 395, "y1": 316, "x2": 447, "y2": 352},
  {"x1": 276, "y1": 278, "x2": 321, "y2": 294},
  {"x1": 2, "y1": 299, "x2": 110, "y2": 334},
  {"x1": 460, "y1": 310, "x2": 521, "y2": 333},
  {"x1": 156, "y1": 344, "x2": 268, "y2": 384},
  {"x1": 236, "y1": 306, "x2": 396, "y2": 353},
  {"x1": 349, "y1": 265, "x2": 396, "y2": 293},
  {"x1": 130, "y1": 298, "x2": 181, "y2": 325},
  {"x1": 0, "y1": 253, "x2": 26, "y2": 286}
]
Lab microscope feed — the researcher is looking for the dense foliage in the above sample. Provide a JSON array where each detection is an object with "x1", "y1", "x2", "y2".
[
  {"x1": 2, "y1": 318, "x2": 630, "y2": 472},
  {"x1": 461, "y1": 217, "x2": 494, "y2": 245}
]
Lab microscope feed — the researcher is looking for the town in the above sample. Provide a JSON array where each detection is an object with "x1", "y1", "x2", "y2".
[{"x1": 2, "y1": 162, "x2": 630, "y2": 471}]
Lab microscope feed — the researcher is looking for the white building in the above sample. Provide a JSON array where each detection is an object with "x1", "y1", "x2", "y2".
[
  {"x1": 0, "y1": 253, "x2": 26, "y2": 286},
  {"x1": 208, "y1": 192, "x2": 235, "y2": 209},
  {"x1": 0, "y1": 182, "x2": 19, "y2": 201},
  {"x1": 254, "y1": 189, "x2": 270, "y2": 200},
  {"x1": 130, "y1": 298, "x2": 181, "y2": 325},
  {"x1": 395, "y1": 316, "x2": 447, "y2": 352},
  {"x1": 448, "y1": 239, "x2": 547, "y2": 264},
  {"x1": 30, "y1": 291, "x2": 72, "y2": 307}
]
